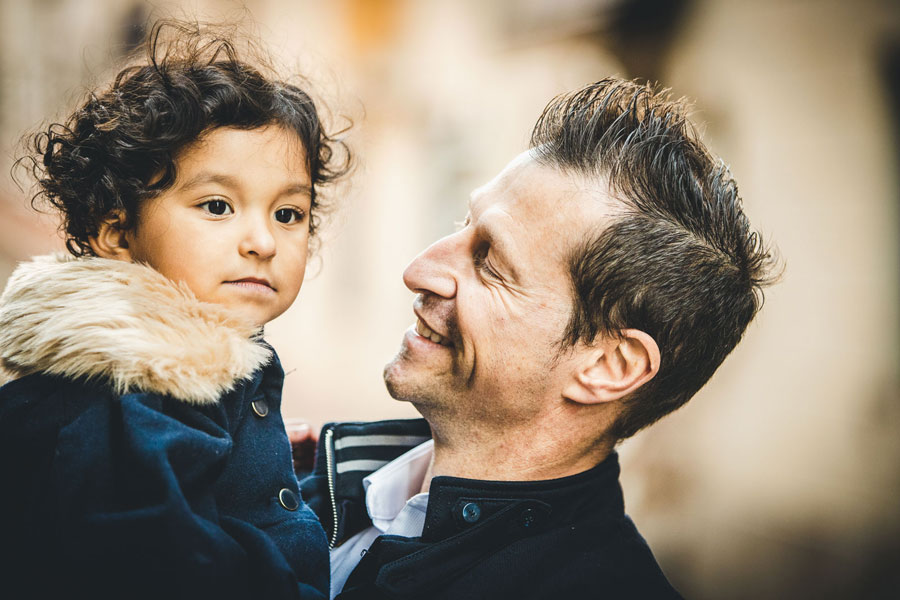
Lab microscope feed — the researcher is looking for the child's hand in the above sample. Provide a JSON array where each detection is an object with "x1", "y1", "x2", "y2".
[{"x1": 285, "y1": 419, "x2": 317, "y2": 476}]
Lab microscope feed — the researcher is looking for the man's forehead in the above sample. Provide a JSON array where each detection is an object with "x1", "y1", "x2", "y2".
[
  {"x1": 468, "y1": 151, "x2": 615, "y2": 226},
  {"x1": 468, "y1": 151, "x2": 534, "y2": 208}
]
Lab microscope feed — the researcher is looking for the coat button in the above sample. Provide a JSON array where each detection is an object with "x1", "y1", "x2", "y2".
[
  {"x1": 278, "y1": 488, "x2": 300, "y2": 511},
  {"x1": 461, "y1": 502, "x2": 481, "y2": 523},
  {"x1": 251, "y1": 399, "x2": 269, "y2": 418}
]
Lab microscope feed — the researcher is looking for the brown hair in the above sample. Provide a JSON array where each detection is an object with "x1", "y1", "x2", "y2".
[
  {"x1": 531, "y1": 78, "x2": 778, "y2": 439},
  {"x1": 19, "y1": 20, "x2": 350, "y2": 256}
]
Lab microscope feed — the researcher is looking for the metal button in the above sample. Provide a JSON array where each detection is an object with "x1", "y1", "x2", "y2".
[
  {"x1": 251, "y1": 399, "x2": 269, "y2": 418},
  {"x1": 278, "y1": 488, "x2": 300, "y2": 511},
  {"x1": 520, "y1": 507, "x2": 537, "y2": 528},
  {"x1": 461, "y1": 502, "x2": 481, "y2": 523}
]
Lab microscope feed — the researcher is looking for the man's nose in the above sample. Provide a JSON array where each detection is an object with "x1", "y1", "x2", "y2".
[
  {"x1": 402, "y1": 232, "x2": 462, "y2": 299},
  {"x1": 238, "y1": 213, "x2": 277, "y2": 259}
]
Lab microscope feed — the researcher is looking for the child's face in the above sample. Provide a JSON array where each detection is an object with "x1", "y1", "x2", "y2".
[{"x1": 122, "y1": 126, "x2": 312, "y2": 326}]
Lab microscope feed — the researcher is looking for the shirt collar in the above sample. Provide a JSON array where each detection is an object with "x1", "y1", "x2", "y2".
[{"x1": 363, "y1": 440, "x2": 434, "y2": 531}]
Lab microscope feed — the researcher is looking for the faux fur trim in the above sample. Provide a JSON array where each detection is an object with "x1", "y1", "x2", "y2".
[{"x1": 0, "y1": 254, "x2": 271, "y2": 404}]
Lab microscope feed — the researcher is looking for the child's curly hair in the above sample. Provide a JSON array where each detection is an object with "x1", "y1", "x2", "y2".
[{"x1": 19, "y1": 20, "x2": 351, "y2": 256}]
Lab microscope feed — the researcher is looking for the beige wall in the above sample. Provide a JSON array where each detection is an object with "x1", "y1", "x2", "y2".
[{"x1": 1, "y1": 0, "x2": 898, "y2": 596}]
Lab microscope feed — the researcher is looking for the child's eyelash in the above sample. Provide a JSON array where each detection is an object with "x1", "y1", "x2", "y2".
[
  {"x1": 275, "y1": 207, "x2": 306, "y2": 224},
  {"x1": 199, "y1": 198, "x2": 232, "y2": 215}
]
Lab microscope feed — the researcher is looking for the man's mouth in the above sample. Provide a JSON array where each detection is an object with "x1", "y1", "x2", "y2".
[{"x1": 415, "y1": 317, "x2": 452, "y2": 347}]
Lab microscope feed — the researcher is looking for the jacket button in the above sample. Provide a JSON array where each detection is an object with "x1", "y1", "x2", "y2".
[
  {"x1": 461, "y1": 502, "x2": 481, "y2": 523},
  {"x1": 520, "y1": 507, "x2": 538, "y2": 528},
  {"x1": 278, "y1": 488, "x2": 300, "y2": 511},
  {"x1": 251, "y1": 399, "x2": 269, "y2": 417}
]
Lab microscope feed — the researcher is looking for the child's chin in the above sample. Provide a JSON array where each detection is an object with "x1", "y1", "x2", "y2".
[{"x1": 217, "y1": 304, "x2": 272, "y2": 329}]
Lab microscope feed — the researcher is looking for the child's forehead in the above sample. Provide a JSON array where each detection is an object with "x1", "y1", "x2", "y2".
[
  {"x1": 175, "y1": 125, "x2": 310, "y2": 178},
  {"x1": 185, "y1": 125, "x2": 308, "y2": 157}
]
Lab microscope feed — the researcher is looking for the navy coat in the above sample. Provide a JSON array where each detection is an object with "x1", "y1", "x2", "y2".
[{"x1": 0, "y1": 255, "x2": 328, "y2": 599}]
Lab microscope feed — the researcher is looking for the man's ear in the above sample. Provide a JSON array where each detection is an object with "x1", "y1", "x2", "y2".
[
  {"x1": 88, "y1": 210, "x2": 133, "y2": 261},
  {"x1": 563, "y1": 329, "x2": 660, "y2": 405}
]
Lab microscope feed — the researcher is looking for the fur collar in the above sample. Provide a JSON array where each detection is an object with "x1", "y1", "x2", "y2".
[{"x1": 0, "y1": 254, "x2": 271, "y2": 404}]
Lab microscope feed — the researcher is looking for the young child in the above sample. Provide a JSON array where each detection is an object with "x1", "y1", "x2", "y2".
[{"x1": 0, "y1": 21, "x2": 348, "y2": 600}]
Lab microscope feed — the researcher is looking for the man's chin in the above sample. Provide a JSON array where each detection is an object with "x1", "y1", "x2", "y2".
[
  {"x1": 382, "y1": 358, "x2": 441, "y2": 405},
  {"x1": 382, "y1": 359, "x2": 412, "y2": 402}
]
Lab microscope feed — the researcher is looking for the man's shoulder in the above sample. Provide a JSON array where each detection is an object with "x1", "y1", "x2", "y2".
[
  {"x1": 480, "y1": 505, "x2": 681, "y2": 597},
  {"x1": 560, "y1": 513, "x2": 683, "y2": 597}
]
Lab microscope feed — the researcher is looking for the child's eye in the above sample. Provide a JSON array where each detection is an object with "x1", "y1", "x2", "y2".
[
  {"x1": 200, "y1": 199, "x2": 233, "y2": 216},
  {"x1": 275, "y1": 208, "x2": 305, "y2": 224}
]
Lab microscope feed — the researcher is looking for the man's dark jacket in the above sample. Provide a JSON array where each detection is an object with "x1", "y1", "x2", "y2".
[{"x1": 300, "y1": 419, "x2": 683, "y2": 599}]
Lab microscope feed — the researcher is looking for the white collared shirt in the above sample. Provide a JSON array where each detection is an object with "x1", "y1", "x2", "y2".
[{"x1": 329, "y1": 440, "x2": 434, "y2": 599}]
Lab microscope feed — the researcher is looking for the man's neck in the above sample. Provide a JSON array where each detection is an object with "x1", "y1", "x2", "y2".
[{"x1": 419, "y1": 419, "x2": 615, "y2": 493}]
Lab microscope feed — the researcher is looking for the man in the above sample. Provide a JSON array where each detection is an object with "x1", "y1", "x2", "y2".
[{"x1": 300, "y1": 77, "x2": 775, "y2": 599}]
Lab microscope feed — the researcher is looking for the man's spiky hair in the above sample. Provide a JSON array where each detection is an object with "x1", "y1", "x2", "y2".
[{"x1": 532, "y1": 78, "x2": 778, "y2": 439}]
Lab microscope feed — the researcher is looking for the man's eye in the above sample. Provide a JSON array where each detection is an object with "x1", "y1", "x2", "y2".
[
  {"x1": 474, "y1": 249, "x2": 499, "y2": 279},
  {"x1": 200, "y1": 199, "x2": 233, "y2": 216},
  {"x1": 275, "y1": 208, "x2": 305, "y2": 224}
]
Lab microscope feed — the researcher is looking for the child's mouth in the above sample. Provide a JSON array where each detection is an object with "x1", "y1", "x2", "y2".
[{"x1": 225, "y1": 278, "x2": 276, "y2": 293}]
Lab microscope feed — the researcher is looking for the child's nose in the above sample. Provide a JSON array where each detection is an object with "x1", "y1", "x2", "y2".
[{"x1": 239, "y1": 217, "x2": 277, "y2": 259}]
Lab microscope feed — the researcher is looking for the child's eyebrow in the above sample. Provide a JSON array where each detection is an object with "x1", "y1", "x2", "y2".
[
  {"x1": 281, "y1": 183, "x2": 314, "y2": 197},
  {"x1": 178, "y1": 172, "x2": 312, "y2": 197},
  {"x1": 178, "y1": 172, "x2": 239, "y2": 192}
]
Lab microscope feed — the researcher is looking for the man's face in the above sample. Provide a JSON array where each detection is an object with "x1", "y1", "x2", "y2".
[{"x1": 384, "y1": 151, "x2": 615, "y2": 425}]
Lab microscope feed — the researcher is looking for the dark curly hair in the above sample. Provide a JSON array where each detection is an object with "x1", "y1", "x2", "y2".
[
  {"x1": 531, "y1": 78, "x2": 779, "y2": 440},
  {"x1": 19, "y1": 20, "x2": 351, "y2": 256}
]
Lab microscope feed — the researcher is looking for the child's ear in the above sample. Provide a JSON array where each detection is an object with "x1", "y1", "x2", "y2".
[
  {"x1": 562, "y1": 329, "x2": 660, "y2": 406},
  {"x1": 88, "y1": 210, "x2": 133, "y2": 261}
]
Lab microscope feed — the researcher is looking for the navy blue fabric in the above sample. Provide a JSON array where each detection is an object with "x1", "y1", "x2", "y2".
[{"x1": 0, "y1": 352, "x2": 328, "y2": 600}]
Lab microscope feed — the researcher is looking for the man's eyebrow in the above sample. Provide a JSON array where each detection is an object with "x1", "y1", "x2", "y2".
[
  {"x1": 466, "y1": 192, "x2": 518, "y2": 272},
  {"x1": 178, "y1": 171, "x2": 312, "y2": 196},
  {"x1": 466, "y1": 187, "x2": 483, "y2": 214}
]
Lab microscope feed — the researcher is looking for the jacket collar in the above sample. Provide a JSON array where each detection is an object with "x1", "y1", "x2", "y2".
[
  {"x1": 316, "y1": 419, "x2": 628, "y2": 599},
  {"x1": 0, "y1": 254, "x2": 270, "y2": 404},
  {"x1": 304, "y1": 419, "x2": 433, "y2": 547},
  {"x1": 349, "y1": 456, "x2": 627, "y2": 599},
  {"x1": 304, "y1": 419, "x2": 625, "y2": 550},
  {"x1": 421, "y1": 451, "x2": 624, "y2": 543}
]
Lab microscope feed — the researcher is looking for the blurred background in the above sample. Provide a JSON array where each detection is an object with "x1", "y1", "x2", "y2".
[{"x1": 1, "y1": 0, "x2": 898, "y2": 597}]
